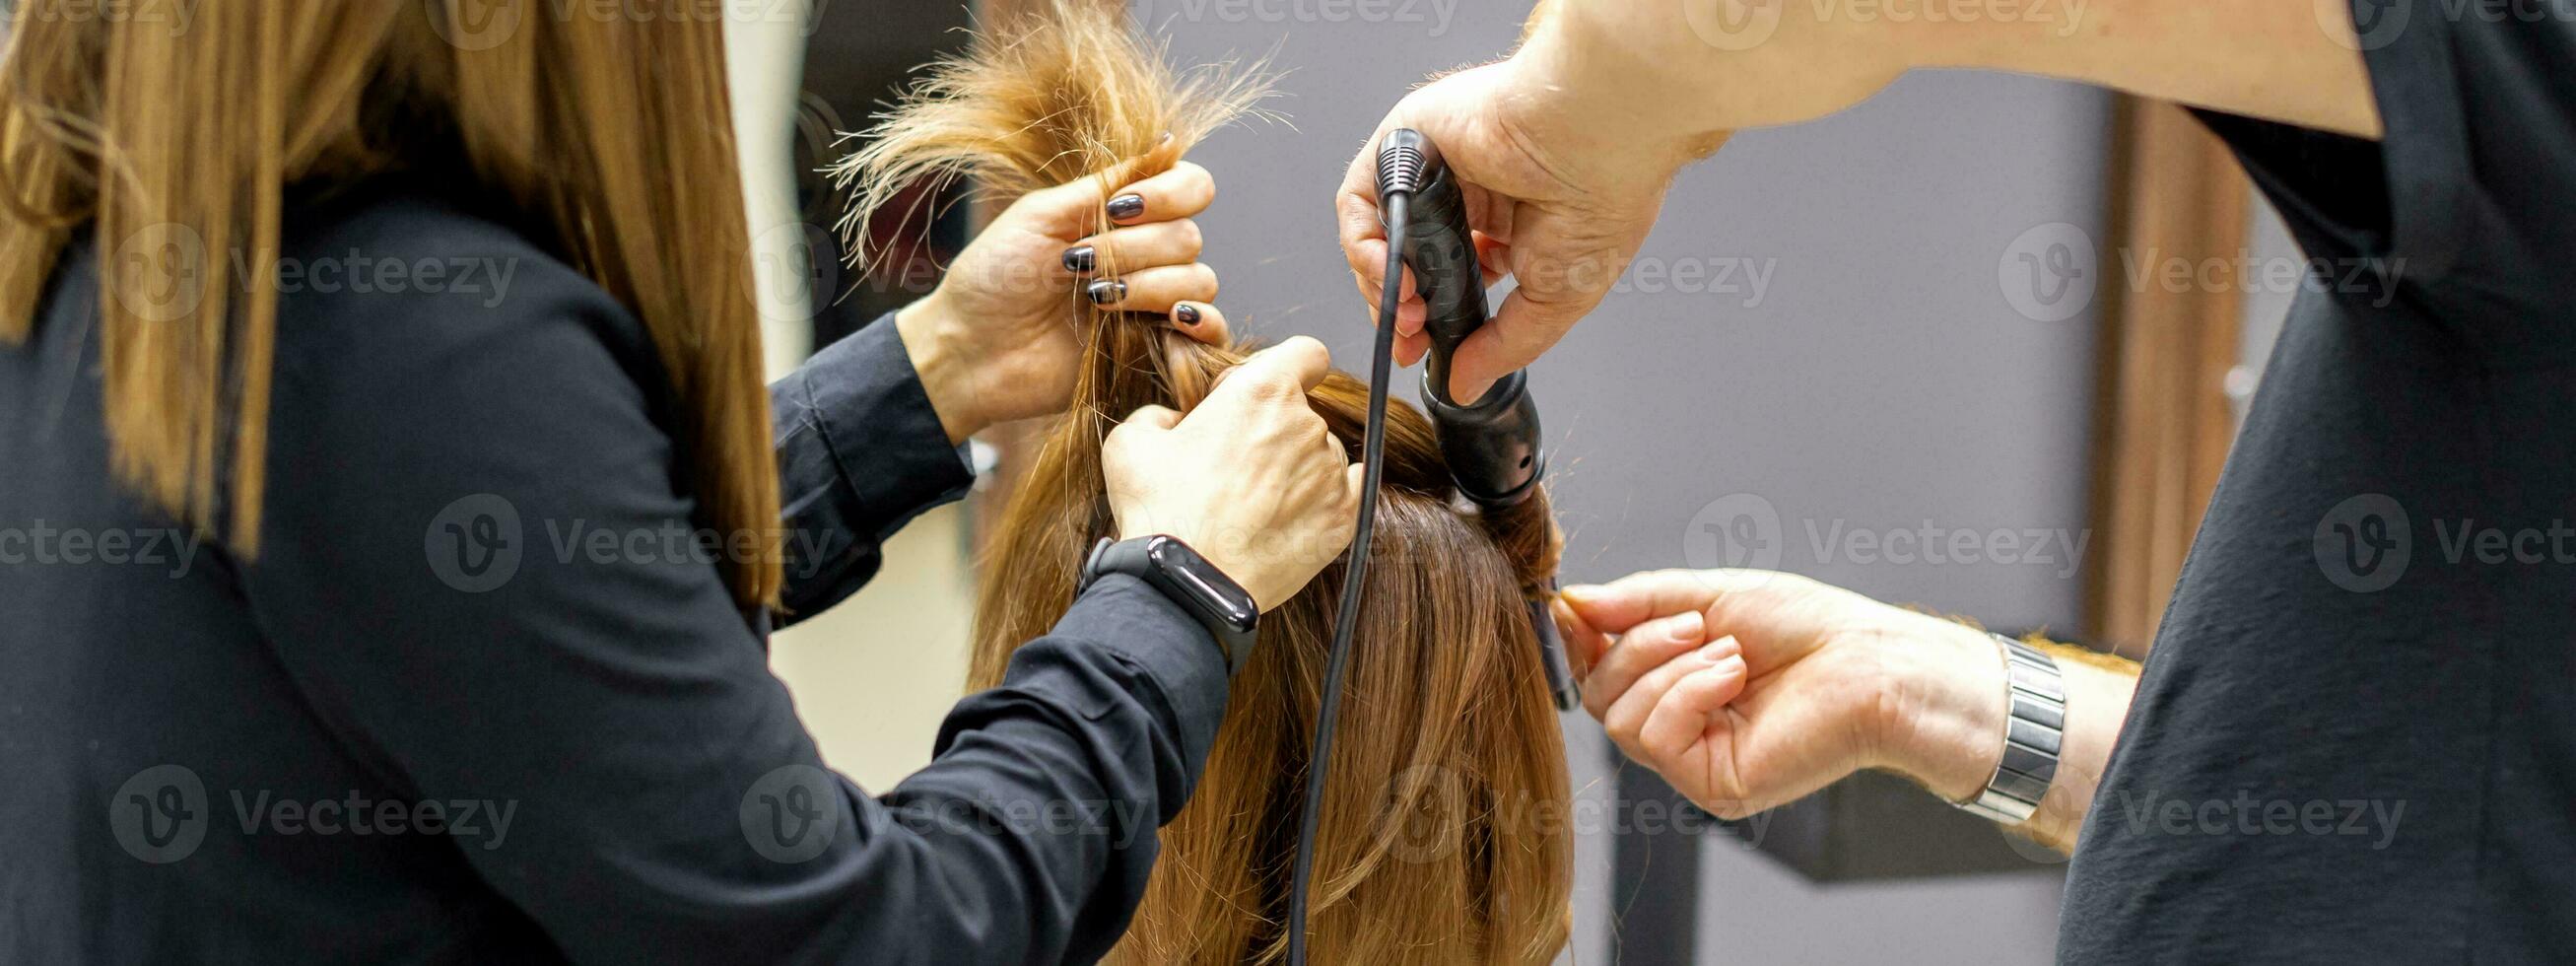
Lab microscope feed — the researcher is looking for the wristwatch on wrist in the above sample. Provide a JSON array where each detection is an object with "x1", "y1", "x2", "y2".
[
  {"x1": 1077, "y1": 535, "x2": 1259, "y2": 674},
  {"x1": 1954, "y1": 632, "x2": 2065, "y2": 824}
]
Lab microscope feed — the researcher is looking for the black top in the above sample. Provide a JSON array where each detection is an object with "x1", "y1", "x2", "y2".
[
  {"x1": 0, "y1": 180, "x2": 1230, "y2": 964},
  {"x1": 2064, "y1": 7, "x2": 2575, "y2": 964}
]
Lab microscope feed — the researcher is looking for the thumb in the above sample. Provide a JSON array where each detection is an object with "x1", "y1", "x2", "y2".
[
  {"x1": 1120, "y1": 403, "x2": 1183, "y2": 432},
  {"x1": 1559, "y1": 570, "x2": 1729, "y2": 636}
]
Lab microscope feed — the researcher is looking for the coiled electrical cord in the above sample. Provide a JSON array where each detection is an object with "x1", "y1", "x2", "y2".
[{"x1": 1284, "y1": 144, "x2": 1421, "y2": 965}]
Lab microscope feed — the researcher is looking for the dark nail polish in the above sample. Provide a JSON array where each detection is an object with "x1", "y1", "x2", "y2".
[
  {"x1": 1086, "y1": 279, "x2": 1127, "y2": 306},
  {"x1": 1061, "y1": 245, "x2": 1096, "y2": 274},
  {"x1": 1175, "y1": 304, "x2": 1201, "y2": 325},
  {"x1": 1106, "y1": 194, "x2": 1145, "y2": 221}
]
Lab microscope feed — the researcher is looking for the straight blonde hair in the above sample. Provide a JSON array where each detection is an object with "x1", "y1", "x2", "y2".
[
  {"x1": 839, "y1": 3, "x2": 1575, "y2": 961},
  {"x1": 0, "y1": 0, "x2": 783, "y2": 606}
]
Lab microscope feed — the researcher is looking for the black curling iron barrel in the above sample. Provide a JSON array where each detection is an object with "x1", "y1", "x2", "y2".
[{"x1": 1375, "y1": 128, "x2": 1546, "y2": 509}]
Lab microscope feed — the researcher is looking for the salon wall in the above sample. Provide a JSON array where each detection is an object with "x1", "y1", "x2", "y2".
[{"x1": 1140, "y1": 2, "x2": 2108, "y2": 963}]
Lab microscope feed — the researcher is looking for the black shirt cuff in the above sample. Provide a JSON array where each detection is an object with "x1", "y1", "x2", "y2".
[{"x1": 793, "y1": 314, "x2": 975, "y2": 537}]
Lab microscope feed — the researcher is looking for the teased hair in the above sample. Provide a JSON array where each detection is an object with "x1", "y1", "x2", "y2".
[{"x1": 837, "y1": 3, "x2": 1572, "y2": 963}]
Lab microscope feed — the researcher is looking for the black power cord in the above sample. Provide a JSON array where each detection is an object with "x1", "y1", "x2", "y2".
[{"x1": 1285, "y1": 142, "x2": 1421, "y2": 965}]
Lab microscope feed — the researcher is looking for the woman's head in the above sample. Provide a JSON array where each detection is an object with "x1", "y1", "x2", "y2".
[
  {"x1": 840, "y1": 2, "x2": 1573, "y2": 960},
  {"x1": 0, "y1": 2, "x2": 780, "y2": 604}
]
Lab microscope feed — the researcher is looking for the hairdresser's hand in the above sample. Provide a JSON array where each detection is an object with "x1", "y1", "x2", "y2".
[
  {"x1": 1101, "y1": 337, "x2": 1363, "y2": 612},
  {"x1": 900, "y1": 157, "x2": 1231, "y2": 444},
  {"x1": 1551, "y1": 569, "x2": 2005, "y2": 819},
  {"x1": 1337, "y1": 58, "x2": 1724, "y2": 403}
]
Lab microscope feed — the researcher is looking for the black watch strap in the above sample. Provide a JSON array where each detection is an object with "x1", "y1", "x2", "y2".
[{"x1": 1077, "y1": 535, "x2": 1259, "y2": 674}]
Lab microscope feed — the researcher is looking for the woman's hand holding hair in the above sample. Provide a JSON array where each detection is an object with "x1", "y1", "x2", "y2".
[
  {"x1": 1100, "y1": 337, "x2": 1365, "y2": 613},
  {"x1": 899, "y1": 155, "x2": 1232, "y2": 444}
]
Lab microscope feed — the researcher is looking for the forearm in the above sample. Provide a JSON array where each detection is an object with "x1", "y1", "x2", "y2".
[
  {"x1": 1887, "y1": 625, "x2": 2138, "y2": 853},
  {"x1": 770, "y1": 314, "x2": 974, "y2": 620},
  {"x1": 1523, "y1": 0, "x2": 2378, "y2": 142}
]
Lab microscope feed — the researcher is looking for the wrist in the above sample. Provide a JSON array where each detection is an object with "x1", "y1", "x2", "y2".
[
  {"x1": 1507, "y1": 23, "x2": 1722, "y2": 179},
  {"x1": 894, "y1": 295, "x2": 984, "y2": 445},
  {"x1": 1866, "y1": 620, "x2": 2009, "y2": 804}
]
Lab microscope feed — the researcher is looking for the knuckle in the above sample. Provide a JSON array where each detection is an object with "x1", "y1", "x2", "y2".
[{"x1": 1242, "y1": 372, "x2": 1299, "y2": 403}]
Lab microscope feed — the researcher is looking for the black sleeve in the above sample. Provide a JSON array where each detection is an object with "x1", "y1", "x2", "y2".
[
  {"x1": 2191, "y1": 0, "x2": 2576, "y2": 344},
  {"x1": 771, "y1": 314, "x2": 975, "y2": 624},
  {"x1": 241, "y1": 242, "x2": 1231, "y2": 965}
]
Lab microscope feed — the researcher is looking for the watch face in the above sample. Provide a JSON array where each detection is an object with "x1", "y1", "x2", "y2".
[{"x1": 1147, "y1": 539, "x2": 1256, "y2": 630}]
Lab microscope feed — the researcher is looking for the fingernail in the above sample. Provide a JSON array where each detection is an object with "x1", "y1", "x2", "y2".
[
  {"x1": 1107, "y1": 194, "x2": 1145, "y2": 221},
  {"x1": 1700, "y1": 635, "x2": 1738, "y2": 662},
  {"x1": 1062, "y1": 245, "x2": 1096, "y2": 274},
  {"x1": 1672, "y1": 610, "x2": 1705, "y2": 640},
  {"x1": 1086, "y1": 279, "x2": 1127, "y2": 306},
  {"x1": 1174, "y1": 303, "x2": 1201, "y2": 325}
]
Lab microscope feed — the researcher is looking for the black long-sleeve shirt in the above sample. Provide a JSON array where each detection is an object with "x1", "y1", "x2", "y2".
[{"x1": 0, "y1": 179, "x2": 1229, "y2": 964}]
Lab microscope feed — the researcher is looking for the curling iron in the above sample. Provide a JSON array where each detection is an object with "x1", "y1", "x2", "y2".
[
  {"x1": 1284, "y1": 128, "x2": 1582, "y2": 966},
  {"x1": 1376, "y1": 127, "x2": 1581, "y2": 712}
]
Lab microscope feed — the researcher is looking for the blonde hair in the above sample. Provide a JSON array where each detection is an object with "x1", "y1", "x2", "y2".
[
  {"x1": 838, "y1": 3, "x2": 1573, "y2": 961},
  {"x1": 0, "y1": 1, "x2": 783, "y2": 605}
]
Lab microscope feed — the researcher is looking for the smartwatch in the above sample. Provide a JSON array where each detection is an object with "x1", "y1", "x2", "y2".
[{"x1": 1077, "y1": 535, "x2": 1259, "y2": 674}]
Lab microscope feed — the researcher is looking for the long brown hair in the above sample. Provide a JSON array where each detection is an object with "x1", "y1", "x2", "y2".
[
  {"x1": 0, "y1": 1, "x2": 782, "y2": 606},
  {"x1": 839, "y1": 4, "x2": 1573, "y2": 961}
]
